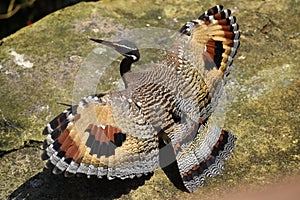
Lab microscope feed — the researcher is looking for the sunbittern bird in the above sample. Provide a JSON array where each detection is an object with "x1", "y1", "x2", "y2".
[{"x1": 42, "y1": 5, "x2": 240, "y2": 192}]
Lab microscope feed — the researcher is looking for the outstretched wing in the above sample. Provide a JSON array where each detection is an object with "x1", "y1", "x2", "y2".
[
  {"x1": 42, "y1": 93, "x2": 159, "y2": 179},
  {"x1": 180, "y1": 4, "x2": 240, "y2": 93},
  {"x1": 171, "y1": 5, "x2": 240, "y2": 192}
]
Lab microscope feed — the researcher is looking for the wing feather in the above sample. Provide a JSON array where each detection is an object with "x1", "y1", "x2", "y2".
[{"x1": 42, "y1": 94, "x2": 160, "y2": 179}]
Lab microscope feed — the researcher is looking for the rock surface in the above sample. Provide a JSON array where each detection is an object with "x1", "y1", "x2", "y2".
[{"x1": 0, "y1": 0, "x2": 299, "y2": 199}]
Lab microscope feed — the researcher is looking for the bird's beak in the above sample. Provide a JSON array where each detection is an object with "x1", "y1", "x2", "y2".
[
  {"x1": 89, "y1": 37, "x2": 139, "y2": 61},
  {"x1": 89, "y1": 37, "x2": 117, "y2": 49}
]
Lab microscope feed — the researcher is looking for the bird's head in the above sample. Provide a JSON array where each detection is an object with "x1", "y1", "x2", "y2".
[{"x1": 90, "y1": 38, "x2": 140, "y2": 62}]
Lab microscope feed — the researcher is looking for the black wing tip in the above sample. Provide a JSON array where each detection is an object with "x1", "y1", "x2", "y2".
[{"x1": 42, "y1": 126, "x2": 50, "y2": 135}]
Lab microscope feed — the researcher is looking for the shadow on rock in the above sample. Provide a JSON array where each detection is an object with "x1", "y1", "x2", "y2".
[
  {"x1": 159, "y1": 138, "x2": 188, "y2": 192},
  {"x1": 8, "y1": 168, "x2": 153, "y2": 200}
]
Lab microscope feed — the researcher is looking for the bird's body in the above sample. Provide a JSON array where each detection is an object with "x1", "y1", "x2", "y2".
[{"x1": 42, "y1": 5, "x2": 240, "y2": 192}]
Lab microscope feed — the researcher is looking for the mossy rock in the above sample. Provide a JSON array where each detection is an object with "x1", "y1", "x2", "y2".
[{"x1": 0, "y1": 0, "x2": 299, "y2": 199}]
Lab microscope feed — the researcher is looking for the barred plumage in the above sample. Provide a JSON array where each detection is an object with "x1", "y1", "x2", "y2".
[{"x1": 42, "y1": 5, "x2": 240, "y2": 192}]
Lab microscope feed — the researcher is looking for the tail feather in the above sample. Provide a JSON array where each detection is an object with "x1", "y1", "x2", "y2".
[{"x1": 177, "y1": 126, "x2": 236, "y2": 192}]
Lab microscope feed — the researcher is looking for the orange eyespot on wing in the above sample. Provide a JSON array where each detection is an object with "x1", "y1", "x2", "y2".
[
  {"x1": 42, "y1": 94, "x2": 160, "y2": 179},
  {"x1": 84, "y1": 124, "x2": 126, "y2": 157}
]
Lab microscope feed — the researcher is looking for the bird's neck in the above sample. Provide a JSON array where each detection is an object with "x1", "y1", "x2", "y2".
[
  {"x1": 120, "y1": 57, "x2": 134, "y2": 88},
  {"x1": 120, "y1": 57, "x2": 133, "y2": 77}
]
